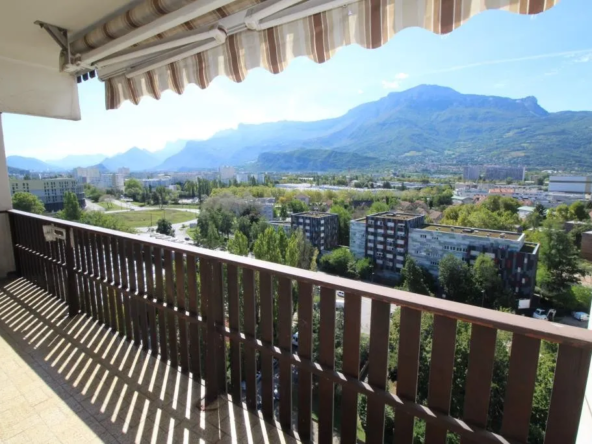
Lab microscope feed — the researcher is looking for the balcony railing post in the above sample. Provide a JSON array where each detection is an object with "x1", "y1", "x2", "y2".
[
  {"x1": 64, "y1": 227, "x2": 79, "y2": 317},
  {"x1": 7, "y1": 212, "x2": 21, "y2": 277}
]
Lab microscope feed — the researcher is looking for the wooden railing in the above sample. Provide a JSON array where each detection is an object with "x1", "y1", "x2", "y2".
[{"x1": 7, "y1": 209, "x2": 592, "y2": 444}]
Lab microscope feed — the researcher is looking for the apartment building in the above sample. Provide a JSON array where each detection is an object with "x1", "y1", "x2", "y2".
[
  {"x1": 484, "y1": 166, "x2": 525, "y2": 182},
  {"x1": 10, "y1": 178, "x2": 85, "y2": 212},
  {"x1": 365, "y1": 212, "x2": 425, "y2": 275},
  {"x1": 291, "y1": 212, "x2": 339, "y2": 251},
  {"x1": 349, "y1": 218, "x2": 366, "y2": 259},
  {"x1": 408, "y1": 225, "x2": 538, "y2": 298},
  {"x1": 137, "y1": 176, "x2": 172, "y2": 188},
  {"x1": 463, "y1": 165, "x2": 481, "y2": 181},
  {"x1": 98, "y1": 173, "x2": 124, "y2": 190},
  {"x1": 74, "y1": 167, "x2": 100, "y2": 185},
  {"x1": 549, "y1": 176, "x2": 592, "y2": 194},
  {"x1": 219, "y1": 166, "x2": 236, "y2": 182}
]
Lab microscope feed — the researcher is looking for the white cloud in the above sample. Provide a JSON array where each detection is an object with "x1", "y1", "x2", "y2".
[
  {"x1": 357, "y1": 89, "x2": 364, "y2": 94},
  {"x1": 493, "y1": 82, "x2": 506, "y2": 89},
  {"x1": 395, "y1": 73, "x2": 409, "y2": 80},
  {"x1": 381, "y1": 80, "x2": 400, "y2": 89},
  {"x1": 574, "y1": 53, "x2": 592, "y2": 63}
]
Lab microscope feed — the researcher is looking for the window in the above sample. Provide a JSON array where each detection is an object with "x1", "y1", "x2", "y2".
[{"x1": 420, "y1": 234, "x2": 427, "y2": 239}]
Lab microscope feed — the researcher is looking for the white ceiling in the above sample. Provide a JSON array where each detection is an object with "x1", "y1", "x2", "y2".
[
  {"x1": 0, "y1": 0, "x2": 136, "y2": 67},
  {"x1": 0, "y1": 0, "x2": 136, "y2": 120}
]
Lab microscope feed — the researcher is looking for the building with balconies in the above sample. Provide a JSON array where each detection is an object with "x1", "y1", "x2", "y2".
[
  {"x1": 291, "y1": 212, "x2": 339, "y2": 251},
  {"x1": 349, "y1": 217, "x2": 366, "y2": 258},
  {"x1": 9, "y1": 178, "x2": 85, "y2": 212},
  {"x1": 408, "y1": 224, "x2": 539, "y2": 298},
  {"x1": 365, "y1": 212, "x2": 425, "y2": 275}
]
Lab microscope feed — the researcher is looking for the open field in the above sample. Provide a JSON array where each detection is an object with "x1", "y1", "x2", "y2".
[
  {"x1": 97, "y1": 201, "x2": 127, "y2": 211},
  {"x1": 110, "y1": 209, "x2": 196, "y2": 228}
]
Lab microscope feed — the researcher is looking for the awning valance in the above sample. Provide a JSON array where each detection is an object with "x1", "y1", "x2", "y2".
[{"x1": 67, "y1": 0, "x2": 558, "y2": 110}]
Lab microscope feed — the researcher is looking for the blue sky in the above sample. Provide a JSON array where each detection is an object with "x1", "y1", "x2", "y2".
[{"x1": 5, "y1": 0, "x2": 592, "y2": 160}]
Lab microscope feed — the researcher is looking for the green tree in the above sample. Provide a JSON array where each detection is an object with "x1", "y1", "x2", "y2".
[
  {"x1": 569, "y1": 201, "x2": 589, "y2": 221},
  {"x1": 253, "y1": 228, "x2": 283, "y2": 264},
  {"x1": 153, "y1": 186, "x2": 171, "y2": 208},
  {"x1": 227, "y1": 231, "x2": 249, "y2": 256},
  {"x1": 12, "y1": 192, "x2": 45, "y2": 214},
  {"x1": 62, "y1": 191, "x2": 82, "y2": 221},
  {"x1": 124, "y1": 178, "x2": 144, "y2": 201},
  {"x1": 438, "y1": 255, "x2": 478, "y2": 303},
  {"x1": 367, "y1": 201, "x2": 389, "y2": 214},
  {"x1": 156, "y1": 218, "x2": 174, "y2": 236},
  {"x1": 330, "y1": 204, "x2": 352, "y2": 245},
  {"x1": 538, "y1": 223, "x2": 586, "y2": 298},
  {"x1": 319, "y1": 247, "x2": 357, "y2": 278},
  {"x1": 288, "y1": 199, "x2": 308, "y2": 213},
  {"x1": 473, "y1": 254, "x2": 505, "y2": 308},
  {"x1": 355, "y1": 258, "x2": 373, "y2": 281},
  {"x1": 401, "y1": 257, "x2": 431, "y2": 296}
]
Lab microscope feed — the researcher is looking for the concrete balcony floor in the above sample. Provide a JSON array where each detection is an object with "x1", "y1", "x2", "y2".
[{"x1": 0, "y1": 278, "x2": 299, "y2": 444}]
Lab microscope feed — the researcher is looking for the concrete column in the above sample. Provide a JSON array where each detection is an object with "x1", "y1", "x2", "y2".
[{"x1": 0, "y1": 113, "x2": 16, "y2": 278}]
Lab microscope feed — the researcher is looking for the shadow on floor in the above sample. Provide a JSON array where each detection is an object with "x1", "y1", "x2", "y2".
[{"x1": 0, "y1": 278, "x2": 299, "y2": 444}]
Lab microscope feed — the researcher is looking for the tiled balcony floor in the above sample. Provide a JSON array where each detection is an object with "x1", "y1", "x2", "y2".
[{"x1": 0, "y1": 278, "x2": 300, "y2": 444}]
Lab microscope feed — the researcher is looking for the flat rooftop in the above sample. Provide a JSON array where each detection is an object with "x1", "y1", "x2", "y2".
[
  {"x1": 369, "y1": 212, "x2": 421, "y2": 221},
  {"x1": 293, "y1": 212, "x2": 336, "y2": 218},
  {"x1": 521, "y1": 242, "x2": 539, "y2": 254},
  {"x1": 422, "y1": 224, "x2": 522, "y2": 241}
]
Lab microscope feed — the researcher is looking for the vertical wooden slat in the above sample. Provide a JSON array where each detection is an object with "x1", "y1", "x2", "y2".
[
  {"x1": 260, "y1": 271, "x2": 274, "y2": 420},
  {"x1": 544, "y1": 345, "x2": 592, "y2": 444},
  {"x1": 144, "y1": 245, "x2": 158, "y2": 354},
  {"x1": 212, "y1": 260, "x2": 226, "y2": 395},
  {"x1": 164, "y1": 249, "x2": 178, "y2": 368},
  {"x1": 98, "y1": 235, "x2": 110, "y2": 326},
  {"x1": 366, "y1": 299, "x2": 391, "y2": 444},
  {"x1": 113, "y1": 237, "x2": 125, "y2": 336},
  {"x1": 461, "y1": 325, "x2": 497, "y2": 444},
  {"x1": 201, "y1": 258, "x2": 217, "y2": 402},
  {"x1": 175, "y1": 251, "x2": 189, "y2": 372},
  {"x1": 119, "y1": 238, "x2": 132, "y2": 339},
  {"x1": 8, "y1": 214, "x2": 21, "y2": 277},
  {"x1": 128, "y1": 240, "x2": 140, "y2": 345},
  {"x1": 501, "y1": 334, "x2": 540, "y2": 442},
  {"x1": 340, "y1": 292, "x2": 362, "y2": 444},
  {"x1": 318, "y1": 286, "x2": 336, "y2": 443},
  {"x1": 227, "y1": 264, "x2": 240, "y2": 397},
  {"x1": 242, "y1": 268, "x2": 257, "y2": 411},
  {"x1": 297, "y1": 281, "x2": 313, "y2": 441},
  {"x1": 425, "y1": 315, "x2": 457, "y2": 443},
  {"x1": 73, "y1": 230, "x2": 86, "y2": 314},
  {"x1": 91, "y1": 233, "x2": 103, "y2": 324},
  {"x1": 394, "y1": 307, "x2": 422, "y2": 444},
  {"x1": 65, "y1": 228, "x2": 79, "y2": 317},
  {"x1": 154, "y1": 247, "x2": 168, "y2": 361},
  {"x1": 136, "y1": 243, "x2": 149, "y2": 350},
  {"x1": 187, "y1": 255, "x2": 201, "y2": 376},
  {"x1": 84, "y1": 231, "x2": 98, "y2": 319},
  {"x1": 106, "y1": 235, "x2": 118, "y2": 332},
  {"x1": 278, "y1": 277, "x2": 293, "y2": 430},
  {"x1": 46, "y1": 237, "x2": 56, "y2": 297}
]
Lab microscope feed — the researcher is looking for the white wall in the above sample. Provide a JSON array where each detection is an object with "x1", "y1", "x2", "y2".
[
  {"x1": 0, "y1": 114, "x2": 16, "y2": 278},
  {"x1": 577, "y1": 309, "x2": 592, "y2": 443}
]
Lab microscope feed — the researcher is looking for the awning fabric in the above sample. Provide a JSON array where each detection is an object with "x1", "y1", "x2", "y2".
[{"x1": 70, "y1": 0, "x2": 558, "y2": 110}]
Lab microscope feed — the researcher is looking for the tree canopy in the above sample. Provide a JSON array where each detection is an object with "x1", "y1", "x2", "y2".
[{"x1": 12, "y1": 192, "x2": 45, "y2": 214}]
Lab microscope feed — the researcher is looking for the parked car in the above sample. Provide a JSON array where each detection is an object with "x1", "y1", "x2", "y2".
[
  {"x1": 532, "y1": 308, "x2": 548, "y2": 321},
  {"x1": 292, "y1": 332, "x2": 298, "y2": 347},
  {"x1": 572, "y1": 311, "x2": 590, "y2": 322}
]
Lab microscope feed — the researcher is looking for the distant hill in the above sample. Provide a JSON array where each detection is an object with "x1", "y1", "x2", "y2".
[
  {"x1": 256, "y1": 149, "x2": 381, "y2": 172},
  {"x1": 100, "y1": 147, "x2": 160, "y2": 171},
  {"x1": 7, "y1": 156, "x2": 64, "y2": 172},
  {"x1": 48, "y1": 153, "x2": 107, "y2": 169},
  {"x1": 152, "y1": 140, "x2": 187, "y2": 162},
  {"x1": 7, "y1": 165, "x2": 29, "y2": 175},
  {"x1": 153, "y1": 85, "x2": 592, "y2": 171}
]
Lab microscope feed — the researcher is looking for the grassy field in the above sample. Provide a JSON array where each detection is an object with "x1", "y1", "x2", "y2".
[
  {"x1": 111, "y1": 209, "x2": 196, "y2": 228},
  {"x1": 97, "y1": 201, "x2": 127, "y2": 211}
]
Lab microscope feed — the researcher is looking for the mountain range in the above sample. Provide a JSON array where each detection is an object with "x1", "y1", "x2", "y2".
[{"x1": 8, "y1": 85, "x2": 592, "y2": 172}]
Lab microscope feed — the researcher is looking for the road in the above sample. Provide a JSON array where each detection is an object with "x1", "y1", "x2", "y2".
[{"x1": 84, "y1": 199, "x2": 104, "y2": 212}]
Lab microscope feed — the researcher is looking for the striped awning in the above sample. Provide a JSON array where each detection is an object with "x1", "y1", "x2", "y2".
[{"x1": 68, "y1": 0, "x2": 558, "y2": 110}]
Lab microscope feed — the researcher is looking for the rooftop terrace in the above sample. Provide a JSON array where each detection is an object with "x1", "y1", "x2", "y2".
[
  {"x1": 369, "y1": 212, "x2": 421, "y2": 221},
  {"x1": 422, "y1": 224, "x2": 523, "y2": 241},
  {"x1": 292, "y1": 212, "x2": 336, "y2": 218}
]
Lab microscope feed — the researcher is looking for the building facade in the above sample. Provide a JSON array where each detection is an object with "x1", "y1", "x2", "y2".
[
  {"x1": 10, "y1": 178, "x2": 85, "y2": 212},
  {"x1": 408, "y1": 225, "x2": 538, "y2": 298},
  {"x1": 484, "y1": 166, "x2": 525, "y2": 181},
  {"x1": 219, "y1": 166, "x2": 236, "y2": 182},
  {"x1": 74, "y1": 167, "x2": 100, "y2": 185},
  {"x1": 366, "y1": 212, "x2": 425, "y2": 275},
  {"x1": 255, "y1": 198, "x2": 275, "y2": 221},
  {"x1": 291, "y1": 212, "x2": 339, "y2": 251},
  {"x1": 98, "y1": 173, "x2": 124, "y2": 190},
  {"x1": 349, "y1": 218, "x2": 366, "y2": 259},
  {"x1": 463, "y1": 166, "x2": 481, "y2": 181},
  {"x1": 581, "y1": 231, "x2": 592, "y2": 262},
  {"x1": 549, "y1": 176, "x2": 592, "y2": 194},
  {"x1": 137, "y1": 177, "x2": 172, "y2": 188}
]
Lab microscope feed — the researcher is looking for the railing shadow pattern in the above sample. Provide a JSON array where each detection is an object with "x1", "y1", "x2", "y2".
[{"x1": 0, "y1": 278, "x2": 298, "y2": 444}]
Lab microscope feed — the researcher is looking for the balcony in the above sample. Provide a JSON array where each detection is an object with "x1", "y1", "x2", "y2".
[{"x1": 2, "y1": 210, "x2": 592, "y2": 444}]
